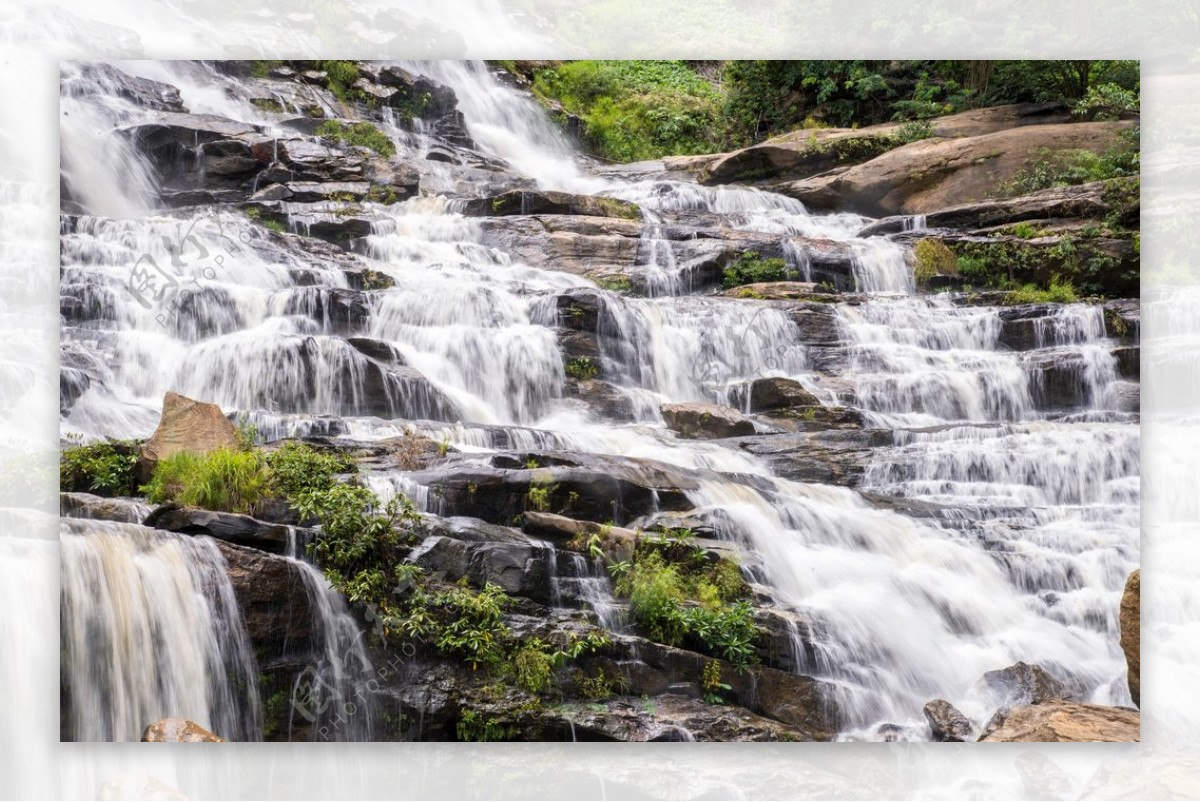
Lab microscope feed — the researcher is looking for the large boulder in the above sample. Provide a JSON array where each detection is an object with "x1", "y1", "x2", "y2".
[
  {"x1": 770, "y1": 122, "x2": 1135, "y2": 217},
  {"x1": 731, "y1": 377, "x2": 821, "y2": 412},
  {"x1": 215, "y1": 540, "x2": 314, "y2": 660},
  {"x1": 136, "y1": 392, "x2": 241, "y2": 481},
  {"x1": 979, "y1": 701, "x2": 1139, "y2": 742},
  {"x1": 661, "y1": 402, "x2": 756, "y2": 439},
  {"x1": 1121, "y1": 569, "x2": 1140, "y2": 707},
  {"x1": 923, "y1": 699, "x2": 974, "y2": 742},
  {"x1": 140, "y1": 718, "x2": 225, "y2": 742}
]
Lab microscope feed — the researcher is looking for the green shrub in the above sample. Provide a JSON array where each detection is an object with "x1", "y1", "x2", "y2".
[
  {"x1": 141, "y1": 448, "x2": 270, "y2": 514},
  {"x1": 722, "y1": 251, "x2": 791, "y2": 288},
  {"x1": 1074, "y1": 82, "x2": 1139, "y2": 120},
  {"x1": 912, "y1": 239, "x2": 959, "y2": 283},
  {"x1": 616, "y1": 550, "x2": 688, "y2": 645},
  {"x1": 430, "y1": 582, "x2": 510, "y2": 671},
  {"x1": 314, "y1": 120, "x2": 396, "y2": 158},
  {"x1": 60, "y1": 440, "x2": 140, "y2": 496},
  {"x1": 266, "y1": 441, "x2": 355, "y2": 497}
]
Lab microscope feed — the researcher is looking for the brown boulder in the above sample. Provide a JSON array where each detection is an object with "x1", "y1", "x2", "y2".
[
  {"x1": 771, "y1": 122, "x2": 1135, "y2": 217},
  {"x1": 1121, "y1": 569, "x2": 1140, "y2": 707},
  {"x1": 140, "y1": 718, "x2": 225, "y2": 742},
  {"x1": 979, "y1": 701, "x2": 1139, "y2": 742},
  {"x1": 735, "y1": 377, "x2": 821, "y2": 412},
  {"x1": 661, "y1": 402, "x2": 756, "y2": 439},
  {"x1": 137, "y1": 391, "x2": 241, "y2": 480},
  {"x1": 923, "y1": 699, "x2": 974, "y2": 742}
]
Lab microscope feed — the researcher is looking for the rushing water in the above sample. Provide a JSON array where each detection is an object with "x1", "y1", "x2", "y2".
[{"x1": 59, "y1": 60, "x2": 1139, "y2": 741}]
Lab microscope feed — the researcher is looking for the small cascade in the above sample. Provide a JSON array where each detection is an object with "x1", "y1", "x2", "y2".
[
  {"x1": 59, "y1": 519, "x2": 262, "y2": 741},
  {"x1": 282, "y1": 531, "x2": 379, "y2": 742},
  {"x1": 548, "y1": 547, "x2": 625, "y2": 632}
]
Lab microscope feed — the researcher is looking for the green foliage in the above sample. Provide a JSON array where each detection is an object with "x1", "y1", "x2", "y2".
[
  {"x1": 1075, "y1": 82, "x2": 1139, "y2": 121},
  {"x1": 456, "y1": 708, "x2": 515, "y2": 742},
  {"x1": 314, "y1": 120, "x2": 396, "y2": 158},
  {"x1": 912, "y1": 239, "x2": 959, "y2": 283},
  {"x1": 893, "y1": 119, "x2": 935, "y2": 143},
  {"x1": 296, "y1": 484, "x2": 420, "y2": 605},
  {"x1": 432, "y1": 582, "x2": 509, "y2": 670},
  {"x1": 265, "y1": 441, "x2": 355, "y2": 497},
  {"x1": 565, "y1": 356, "x2": 599, "y2": 381},
  {"x1": 1004, "y1": 275, "x2": 1079, "y2": 304},
  {"x1": 511, "y1": 642, "x2": 555, "y2": 693},
  {"x1": 317, "y1": 60, "x2": 362, "y2": 103},
  {"x1": 526, "y1": 476, "x2": 557, "y2": 512},
  {"x1": 594, "y1": 275, "x2": 633, "y2": 294},
  {"x1": 141, "y1": 448, "x2": 270, "y2": 514},
  {"x1": 249, "y1": 60, "x2": 283, "y2": 79},
  {"x1": 722, "y1": 251, "x2": 791, "y2": 288},
  {"x1": 60, "y1": 439, "x2": 139, "y2": 496},
  {"x1": 702, "y1": 659, "x2": 732, "y2": 705},
  {"x1": 577, "y1": 667, "x2": 629, "y2": 701},
  {"x1": 983, "y1": 60, "x2": 1139, "y2": 105},
  {"x1": 532, "y1": 60, "x2": 723, "y2": 161},
  {"x1": 1003, "y1": 130, "x2": 1139, "y2": 196}
]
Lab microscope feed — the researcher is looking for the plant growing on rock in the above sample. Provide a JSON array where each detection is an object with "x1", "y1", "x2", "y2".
[
  {"x1": 142, "y1": 448, "x2": 271, "y2": 514},
  {"x1": 565, "y1": 356, "x2": 599, "y2": 381},
  {"x1": 314, "y1": 120, "x2": 396, "y2": 158},
  {"x1": 722, "y1": 251, "x2": 791, "y2": 288},
  {"x1": 265, "y1": 441, "x2": 356, "y2": 497},
  {"x1": 912, "y1": 239, "x2": 959, "y2": 284},
  {"x1": 60, "y1": 439, "x2": 140, "y2": 496}
]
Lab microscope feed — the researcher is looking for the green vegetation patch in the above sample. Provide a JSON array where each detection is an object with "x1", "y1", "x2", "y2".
[
  {"x1": 912, "y1": 238, "x2": 959, "y2": 284},
  {"x1": 315, "y1": 120, "x2": 396, "y2": 158},
  {"x1": 60, "y1": 439, "x2": 140, "y2": 496},
  {"x1": 722, "y1": 251, "x2": 791, "y2": 289}
]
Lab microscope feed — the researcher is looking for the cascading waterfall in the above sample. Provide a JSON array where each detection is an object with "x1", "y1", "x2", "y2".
[
  {"x1": 59, "y1": 519, "x2": 262, "y2": 742},
  {"x1": 59, "y1": 59, "x2": 1138, "y2": 742}
]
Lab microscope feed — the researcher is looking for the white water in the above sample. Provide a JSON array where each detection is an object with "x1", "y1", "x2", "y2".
[
  {"x1": 59, "y1": 519, "x2": 262, "y2": 741},
  {"x1": 59, "y1": 59, "x2": 1139, "y2": 742}
]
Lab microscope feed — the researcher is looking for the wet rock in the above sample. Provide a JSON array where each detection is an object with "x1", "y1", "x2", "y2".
[
  {"x1": 252, "y1": 181, "x2": 371, "y2": 203},
  {"x1": 733, "y1": 377, "x2": 821, "y2": 412},
  {"x1": 60, "y1": 492, "x2": 147, "y2": 524},
  {"x1": 997, "y1": 303, "x2": 1060, "y2": 350},
  {"x1": 136, "y1": 391, "x2": 241, "y2": 481},
  {"x1": 1112, "y1": 345, "x2": 1140, "y2": 381},
  {"x1": 1024, "y1": 350, "x2": 1091, "y2": 410},
  {"x1": 411, "y1": 530, "x2": 553, "y2": 605},
  {"x1": 462, "y1": 190, "x2": 641, "y2": 220},
  {"x1": 1104, "y1": 299, "x2": 1140, "y2": 341},
  {"x1": 410, "y1": 457, "x2": 694, "y2": 527},
  {"x1": 346, "y1": 336, "x2": 405, "y2": 364},
  {"x1": 979, "y1": 701, "x2": 1139, "y2": 742},
  {"x1": 786, "y1": 302, "x2": 844, "y2": 346},
  {"x1": 562, "y1": 378, "x2": 637, "y2": 422},
  {"x1": 521, "y1": 511, "x2": 637, "y2": 563},
  {"x1": 1107, "y1": 381, "x2": 1140, "y2": 414},
  {"x1": 280, "y1": 287, "x2": 370, "y2": 335},
  {"x1": 979, "y1": 660, "x2": 1067, "y2": 710},
  {"x1": 144, "y1": 504, "x2": 292, "y2": 553},
  {"x1": 1120, "y1": 569, "x2": 1140, "y2": 707},
  {"x1": 923, "y1": 699, "x2": 974, "y2": 742},
  {"x1": 65, "y1": 62, "x2": 185, "y2": 112},
  {"x1": 215, "y1": 540, "x2": 314, "y2": 659},
  {"x1": 661, "y1": 402, "x2": 756, "y2": 439},
  {"x1": 730, "y1": 429, "x2": 888, "y2": 487},
  {"x1": 141, "y1": 718, "x2": 225, "y2": 742}
]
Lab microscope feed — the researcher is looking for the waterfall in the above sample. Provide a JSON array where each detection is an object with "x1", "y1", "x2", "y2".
[
  {"x1": 59, "y1": 519, "x2": 263, "y2": 741},
  {"x1": 59, "y1": 59, "x2": 1138, "y2": 742}
]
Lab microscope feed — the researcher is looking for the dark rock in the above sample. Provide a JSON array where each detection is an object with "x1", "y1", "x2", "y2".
[
  {"x1": 1112, "y1": 346, "x2": 1140, "y2": 381},
  {"x1": 64, "y1": 62, "x2": 185, "y2": 112},
  {"x1": 786, "y1": 302, "x2": 844, "y2": 346},
  {"x1": 60, "y1": 492, "x2": 148, "y2": 524},
  {"x1": 661, "y1": 402, "x2": 756, "y2": 439},
  {"x1": 732, "y1": 377, "x2": 820, "y2": 412},
  {"x1": 1024, "y1": 351, "x2": 1091, "y2": 411},
  {"x1": 214, "y1": 540, "x2": 314, "y2": 660},
  {"x1": 997, "y1": 303, "x2": 1060, "y2": 351},
  {"x1": 562, "y1": 378, "x2": 637, "y2": 422},
  {"x1": 1104, "y1": 299, "x2": 1140, "y2": 342},
  {"x1": 923, "y1": 699, "x2": 974, "y2": 742},
  {"x1": 730, "y1": 429, "x2": 889, "y2": 487},
  {"x1": 144, "y1": 504, "x2": 292, "y2": 553},
  {"x1": 979, "y1": 660, "x2": 1067, "y2": 710},
  {"x1": 411, "y1": 531, "x2": 553, "y2": 605}
]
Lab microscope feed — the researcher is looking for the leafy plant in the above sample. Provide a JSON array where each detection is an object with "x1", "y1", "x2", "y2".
[
  {"x1": 432, "y1": 582, "x2": 509, "y2": 670},
  {"x1": 265, "y1": 441, "x2": 355, "y2": 497},
  {"x1": 1004, "y1": 274, "x2": 1079, "y2": 304},
  {"x1": 565, "y1": 357, "x2": 599, "y2": 381},
  {"x1": 60, "y1": 439, "x2": 140, "y2": 496},
  {"x1": 702, "y1": 659, "x2": 732, "y2": 704}
]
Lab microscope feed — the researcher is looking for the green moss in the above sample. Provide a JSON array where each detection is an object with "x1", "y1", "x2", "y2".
[
  {"x1": 912, "y1": 238, "x2": 959, "y2": 284},
  {"x1": 314, "y1": 120, "x2": 396, "y2": 158},
  {"x1": 249, "y1": 60, "x2": 283, "y2": 79}
]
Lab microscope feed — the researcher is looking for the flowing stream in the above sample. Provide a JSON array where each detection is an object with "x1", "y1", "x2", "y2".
[{"x1": 59, "y1": 60, "x2": 1139, "y2": 741}]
